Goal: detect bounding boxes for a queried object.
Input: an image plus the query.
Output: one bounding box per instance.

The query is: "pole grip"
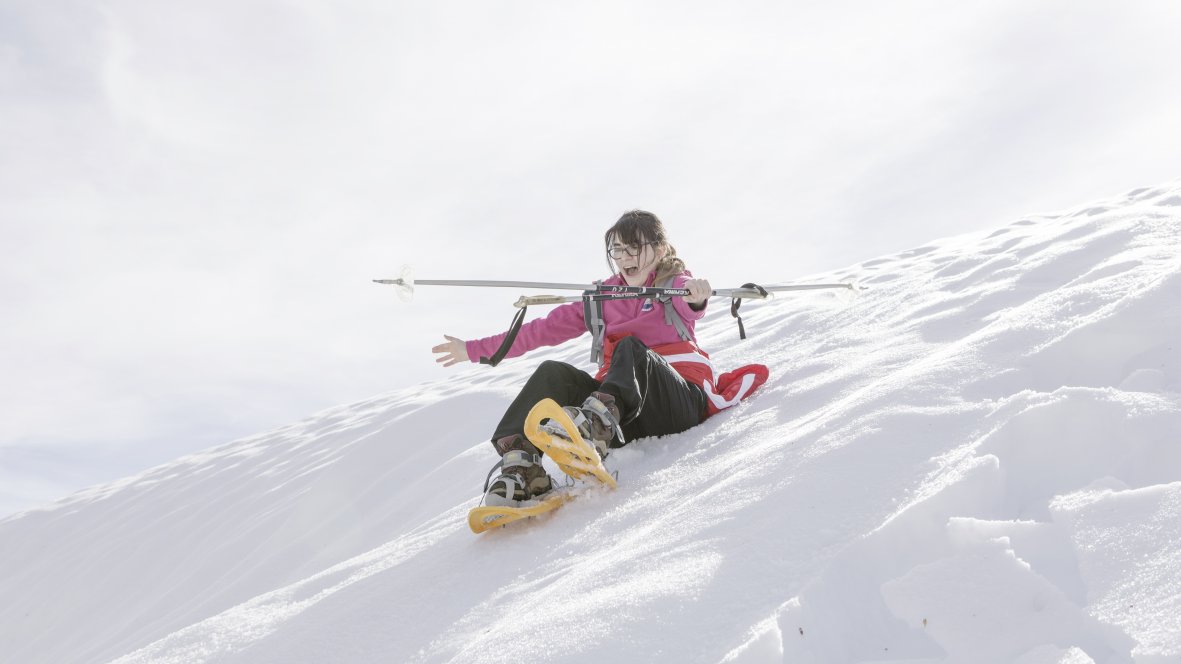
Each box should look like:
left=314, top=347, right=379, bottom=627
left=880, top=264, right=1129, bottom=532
left=514, top=295, right=571, bottom=308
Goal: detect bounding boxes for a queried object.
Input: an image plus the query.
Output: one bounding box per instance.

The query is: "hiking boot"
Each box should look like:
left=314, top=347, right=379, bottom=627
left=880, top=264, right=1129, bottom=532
left=483, top=435, right=553, bottom=507
left=562, top=391, right=625, bottom=458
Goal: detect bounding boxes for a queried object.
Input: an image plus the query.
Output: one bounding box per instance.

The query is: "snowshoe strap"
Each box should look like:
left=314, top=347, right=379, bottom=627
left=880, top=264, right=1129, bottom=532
left=502, top=449, right=541, bottom=469
left=542, top=413, right=582, bottom=440
left=493, top=474, right=523, bottom=502
left=482, top=460, right=502, bottom=493
left=544, top=406, right=619, bottom=457
left=483, top=450, right=542, bottom=492
left=581, top=396, right=625, bottom=445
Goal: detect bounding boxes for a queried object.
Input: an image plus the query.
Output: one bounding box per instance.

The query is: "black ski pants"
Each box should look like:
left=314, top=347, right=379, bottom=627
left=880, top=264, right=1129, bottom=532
left=491, top=336, right=707, bottom=451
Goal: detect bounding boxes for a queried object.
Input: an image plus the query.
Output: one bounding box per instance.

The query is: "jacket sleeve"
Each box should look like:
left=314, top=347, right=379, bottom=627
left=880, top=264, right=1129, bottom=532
left=465, top=301, right=588, bottom=363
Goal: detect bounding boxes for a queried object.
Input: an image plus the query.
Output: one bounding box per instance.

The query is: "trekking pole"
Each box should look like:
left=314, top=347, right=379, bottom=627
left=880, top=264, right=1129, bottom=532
left=374, top=266, right=858, bottom=303
left=374, top=266, right=830, bottom=302
left=510, top=282, right=857, bottom=307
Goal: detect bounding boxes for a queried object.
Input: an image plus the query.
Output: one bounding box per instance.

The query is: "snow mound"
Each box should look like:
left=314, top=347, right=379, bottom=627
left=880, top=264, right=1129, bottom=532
left=2, top=182, right=1180, bottom=664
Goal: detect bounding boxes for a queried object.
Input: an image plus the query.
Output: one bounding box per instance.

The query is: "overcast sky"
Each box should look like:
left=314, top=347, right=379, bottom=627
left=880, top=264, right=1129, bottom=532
left=3, top=0, right=1181, bottom=516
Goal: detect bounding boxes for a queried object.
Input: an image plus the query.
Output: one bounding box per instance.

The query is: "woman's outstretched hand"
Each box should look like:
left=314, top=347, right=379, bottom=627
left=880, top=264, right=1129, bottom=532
left=433, top=335, right=468, bottom=368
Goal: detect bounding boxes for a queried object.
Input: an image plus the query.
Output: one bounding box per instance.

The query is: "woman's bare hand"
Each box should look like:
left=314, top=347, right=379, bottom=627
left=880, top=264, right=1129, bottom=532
left=684, top=278, right=712, bottom=307
left=432, top=335, right=468, bottom=368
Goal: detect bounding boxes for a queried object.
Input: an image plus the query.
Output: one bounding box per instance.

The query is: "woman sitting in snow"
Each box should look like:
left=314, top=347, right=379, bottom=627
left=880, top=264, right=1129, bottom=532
left=432, top=210, right=767, bottom=505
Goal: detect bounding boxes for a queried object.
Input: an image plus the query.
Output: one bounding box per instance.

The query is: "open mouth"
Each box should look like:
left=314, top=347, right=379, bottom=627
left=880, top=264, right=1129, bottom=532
left=622, top=266, right=640, bottom=278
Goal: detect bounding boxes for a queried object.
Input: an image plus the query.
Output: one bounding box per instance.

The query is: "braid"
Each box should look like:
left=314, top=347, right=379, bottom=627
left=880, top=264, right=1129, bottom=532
left=654, top=248, right=686, bottom=285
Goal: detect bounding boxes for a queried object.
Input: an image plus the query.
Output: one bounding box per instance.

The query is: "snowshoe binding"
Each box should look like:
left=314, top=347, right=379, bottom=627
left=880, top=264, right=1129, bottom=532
left=481, top=435, right=553, bottom=508
left=565, top=391, right=624, bottom=458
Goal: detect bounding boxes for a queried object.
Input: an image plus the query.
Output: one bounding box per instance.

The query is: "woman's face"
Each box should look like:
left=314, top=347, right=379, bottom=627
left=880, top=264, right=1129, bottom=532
left=609, top=235, right=665, bottom=286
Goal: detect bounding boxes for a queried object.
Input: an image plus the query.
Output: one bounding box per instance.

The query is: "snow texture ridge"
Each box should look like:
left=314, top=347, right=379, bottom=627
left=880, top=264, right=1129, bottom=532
left=2, top=182, right=1179, bottom=663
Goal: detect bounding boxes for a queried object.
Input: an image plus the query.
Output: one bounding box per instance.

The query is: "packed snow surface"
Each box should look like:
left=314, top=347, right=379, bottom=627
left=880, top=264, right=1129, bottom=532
left=2, top=183, right=1180, bottom=663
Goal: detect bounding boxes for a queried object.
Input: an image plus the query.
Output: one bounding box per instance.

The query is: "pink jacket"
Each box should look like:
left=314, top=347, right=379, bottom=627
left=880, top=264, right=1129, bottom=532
left=465, top=271, right=706, bottom=364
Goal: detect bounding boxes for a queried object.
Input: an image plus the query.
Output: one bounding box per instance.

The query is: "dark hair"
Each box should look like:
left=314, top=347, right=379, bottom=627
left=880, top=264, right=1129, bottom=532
left=603, top=210, right=687, bottom=282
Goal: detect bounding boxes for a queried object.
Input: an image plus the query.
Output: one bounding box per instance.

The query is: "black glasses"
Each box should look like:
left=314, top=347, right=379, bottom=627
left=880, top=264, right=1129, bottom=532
left=607, top=242, right=656, bottom=259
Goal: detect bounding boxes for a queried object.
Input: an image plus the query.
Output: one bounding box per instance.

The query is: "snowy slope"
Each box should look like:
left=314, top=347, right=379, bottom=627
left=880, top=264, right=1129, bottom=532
left=2, top=183, right=1179, bottom=664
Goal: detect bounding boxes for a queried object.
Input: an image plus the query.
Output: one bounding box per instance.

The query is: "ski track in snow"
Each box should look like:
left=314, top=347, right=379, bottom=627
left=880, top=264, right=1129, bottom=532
left=2, top=182, right=1180, bottom=664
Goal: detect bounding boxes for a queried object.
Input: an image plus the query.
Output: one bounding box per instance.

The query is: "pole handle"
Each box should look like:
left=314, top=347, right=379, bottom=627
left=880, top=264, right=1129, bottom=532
left=513, top=295, right=571, bottom=308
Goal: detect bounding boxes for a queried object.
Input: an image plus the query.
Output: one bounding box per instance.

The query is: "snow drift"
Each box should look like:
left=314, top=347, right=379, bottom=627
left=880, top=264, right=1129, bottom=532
left=2, top=182, right=1179, bottom=664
